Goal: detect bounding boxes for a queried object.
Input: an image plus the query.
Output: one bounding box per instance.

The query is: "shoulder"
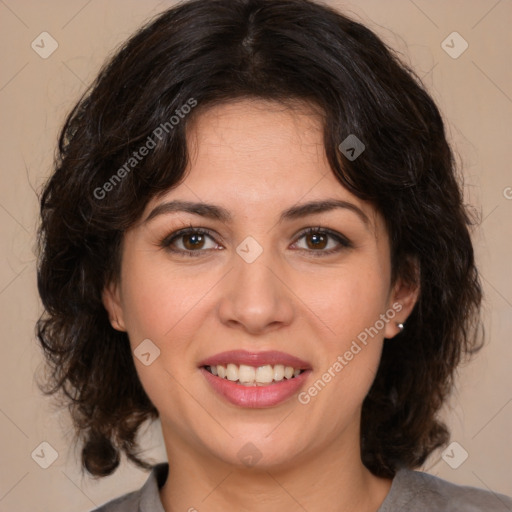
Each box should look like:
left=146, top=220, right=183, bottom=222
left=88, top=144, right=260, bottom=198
left=89, top=490, right=140, bottom=512
left=88, top=463, right=169, bottom=512
left=379, top=469, right=512, bottom=512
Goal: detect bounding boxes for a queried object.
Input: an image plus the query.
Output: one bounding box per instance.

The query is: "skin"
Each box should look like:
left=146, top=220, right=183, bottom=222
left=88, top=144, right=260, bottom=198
left=103, top=99, right=419, bottom=512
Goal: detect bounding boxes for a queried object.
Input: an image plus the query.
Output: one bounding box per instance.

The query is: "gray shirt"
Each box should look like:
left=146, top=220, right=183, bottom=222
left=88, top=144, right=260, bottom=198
left=90, top=463, right=512, bottom=511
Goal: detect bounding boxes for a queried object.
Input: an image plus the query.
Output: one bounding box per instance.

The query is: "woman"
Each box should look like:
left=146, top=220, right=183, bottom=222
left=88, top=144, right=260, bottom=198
left=35, top=0, right=512, bottom=510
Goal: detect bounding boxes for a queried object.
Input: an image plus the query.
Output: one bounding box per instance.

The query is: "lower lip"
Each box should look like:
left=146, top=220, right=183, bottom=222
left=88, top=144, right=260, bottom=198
left=200, top=367, right=310, bottom=408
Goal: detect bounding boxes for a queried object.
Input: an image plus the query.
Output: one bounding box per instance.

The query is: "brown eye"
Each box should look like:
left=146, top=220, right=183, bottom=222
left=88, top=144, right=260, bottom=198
left=292, top=227, right=353, bottom=257
left=160, top=226, right=352, bottom=258
left=182, top=232, right=207, bottom=250
left=160, top=228, right=219, bottom=256
left=304, top=231, right=329, bottom=250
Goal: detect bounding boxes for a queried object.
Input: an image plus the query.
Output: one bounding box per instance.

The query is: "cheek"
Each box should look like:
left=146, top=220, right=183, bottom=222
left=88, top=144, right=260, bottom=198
left=118, top=259, right=204, bottom=419
left=299, top=261, right=389, bottom=411
left=119, top=255, right=210, bottom=340
left=301, top=264, right=390, bottom=343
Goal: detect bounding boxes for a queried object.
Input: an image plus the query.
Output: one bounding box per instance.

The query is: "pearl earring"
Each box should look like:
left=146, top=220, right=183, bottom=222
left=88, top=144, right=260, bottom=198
left=397, top=322, right=404, bottom=332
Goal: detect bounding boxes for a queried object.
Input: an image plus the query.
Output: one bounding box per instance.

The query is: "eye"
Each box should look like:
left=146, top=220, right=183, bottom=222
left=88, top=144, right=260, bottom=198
left=159, top=225, right=353, bottom=258
left=159, top=227, right=220, bottom=257
left=291, top=227, right=353, bottom=257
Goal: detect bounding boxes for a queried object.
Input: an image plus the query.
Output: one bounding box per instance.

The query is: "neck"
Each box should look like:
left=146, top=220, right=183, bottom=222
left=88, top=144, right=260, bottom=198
left=158, top=426, right=392, bottom=512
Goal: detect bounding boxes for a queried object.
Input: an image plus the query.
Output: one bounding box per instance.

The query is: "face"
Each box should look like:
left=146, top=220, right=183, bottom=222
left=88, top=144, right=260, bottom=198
left=103, top=99, right=417, bottom=471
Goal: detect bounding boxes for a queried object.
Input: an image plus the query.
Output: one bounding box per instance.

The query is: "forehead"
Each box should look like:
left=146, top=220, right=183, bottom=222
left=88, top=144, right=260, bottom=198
left=143, top=98, right=381, bottom=233
left=185, top=98, right=325, bottom=169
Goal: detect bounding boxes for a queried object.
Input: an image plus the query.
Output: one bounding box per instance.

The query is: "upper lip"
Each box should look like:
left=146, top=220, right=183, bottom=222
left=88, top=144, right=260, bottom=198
left=198, top=350, right=312, bottom=370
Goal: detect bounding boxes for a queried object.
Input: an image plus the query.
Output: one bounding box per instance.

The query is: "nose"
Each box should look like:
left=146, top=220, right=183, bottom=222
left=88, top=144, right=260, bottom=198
left=217, top=245, right=295, bottom=335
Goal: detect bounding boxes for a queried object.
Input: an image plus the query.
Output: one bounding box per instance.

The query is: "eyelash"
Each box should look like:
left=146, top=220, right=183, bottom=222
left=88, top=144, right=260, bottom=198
left=158, top=225, right=353, bottom=258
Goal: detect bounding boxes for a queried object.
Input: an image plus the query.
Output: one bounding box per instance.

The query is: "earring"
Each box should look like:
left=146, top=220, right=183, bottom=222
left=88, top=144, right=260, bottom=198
left=397, top=322, right=404, bottom=332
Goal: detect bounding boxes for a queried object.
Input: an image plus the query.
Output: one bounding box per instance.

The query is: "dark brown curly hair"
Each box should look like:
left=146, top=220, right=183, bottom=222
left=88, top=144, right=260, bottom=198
left=35, top=0, right=483, bottom=479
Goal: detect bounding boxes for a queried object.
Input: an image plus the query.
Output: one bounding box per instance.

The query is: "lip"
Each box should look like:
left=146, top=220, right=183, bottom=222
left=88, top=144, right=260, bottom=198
left=198, top=350, right=312, bottom=369
left=198, top=350, right=312, bottom=408
left=200, top=367, right=311, bottom=408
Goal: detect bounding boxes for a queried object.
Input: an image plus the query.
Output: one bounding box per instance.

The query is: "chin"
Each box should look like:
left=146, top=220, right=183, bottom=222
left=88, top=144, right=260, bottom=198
left=202, top=425, right=309, bottom=471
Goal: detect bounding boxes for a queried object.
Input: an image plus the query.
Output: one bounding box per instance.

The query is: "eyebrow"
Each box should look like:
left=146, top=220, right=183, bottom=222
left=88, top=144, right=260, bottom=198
left=144, top=198, right=370, bottom=227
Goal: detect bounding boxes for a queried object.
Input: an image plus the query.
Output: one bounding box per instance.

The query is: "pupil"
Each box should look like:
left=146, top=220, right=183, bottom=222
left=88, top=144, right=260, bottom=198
left=309, top=233, right=326, bottom=249
left=185, top=234, right=203, bottom=250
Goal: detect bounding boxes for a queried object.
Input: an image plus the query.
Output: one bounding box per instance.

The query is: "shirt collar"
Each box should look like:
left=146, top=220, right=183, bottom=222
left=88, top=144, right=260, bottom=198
left=138, top=463, right=169, bottom=512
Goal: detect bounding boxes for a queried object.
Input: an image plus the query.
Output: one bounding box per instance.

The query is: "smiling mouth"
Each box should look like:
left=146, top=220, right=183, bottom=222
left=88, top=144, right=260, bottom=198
left=203, top=363, right=306, bottom=386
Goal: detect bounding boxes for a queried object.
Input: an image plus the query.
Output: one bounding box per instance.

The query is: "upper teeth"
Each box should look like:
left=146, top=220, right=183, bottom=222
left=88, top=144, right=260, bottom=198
left=208, top=364, right=302, bottom=385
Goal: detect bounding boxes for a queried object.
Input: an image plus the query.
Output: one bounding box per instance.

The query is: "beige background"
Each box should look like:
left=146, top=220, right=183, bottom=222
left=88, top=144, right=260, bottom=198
left=0, top=0, right=511, bottom=510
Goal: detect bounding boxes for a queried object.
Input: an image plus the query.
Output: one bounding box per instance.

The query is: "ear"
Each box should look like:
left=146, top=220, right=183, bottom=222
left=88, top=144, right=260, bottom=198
left=102, top=280, right=126, bottom=332
left=384, top=260, right=420, bottom=339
